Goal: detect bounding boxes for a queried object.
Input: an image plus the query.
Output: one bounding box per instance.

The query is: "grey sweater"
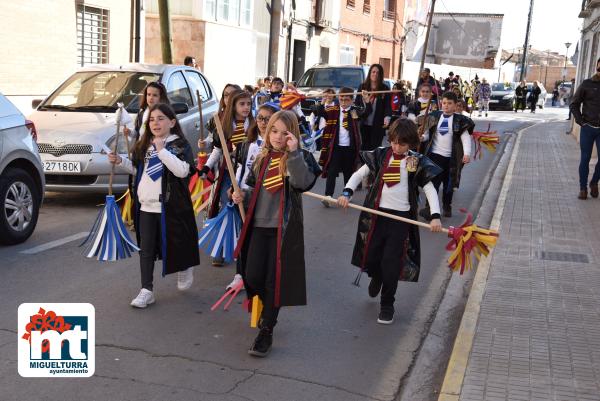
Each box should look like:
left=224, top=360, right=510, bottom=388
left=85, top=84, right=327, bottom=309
left=252, top=150, right=314, bottom=228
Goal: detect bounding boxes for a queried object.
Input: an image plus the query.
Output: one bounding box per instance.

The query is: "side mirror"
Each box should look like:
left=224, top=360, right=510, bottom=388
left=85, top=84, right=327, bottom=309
left=32, top=99, right=43, bottom=109
left=172, top=102, right=189, bottom=115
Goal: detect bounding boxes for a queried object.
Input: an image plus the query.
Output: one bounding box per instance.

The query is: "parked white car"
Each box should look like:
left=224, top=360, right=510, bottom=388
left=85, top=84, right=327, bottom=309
left=29, top=64, right=218, bottom=193
left=0, top=93, right=45, bottom=244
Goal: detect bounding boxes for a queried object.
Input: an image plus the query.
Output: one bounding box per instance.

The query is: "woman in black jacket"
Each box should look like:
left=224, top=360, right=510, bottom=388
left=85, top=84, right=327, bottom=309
left=355, top=64, right=392, bottom=150
left=529, top=81, right=542, bottom=113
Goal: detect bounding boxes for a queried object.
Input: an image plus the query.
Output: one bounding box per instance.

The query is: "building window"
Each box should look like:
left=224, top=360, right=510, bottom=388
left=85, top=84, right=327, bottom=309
left=581, top=39, right=590, bottom=83
left=589, top=33, right=599, bottom=79
left=320, top=46, right=329, bottom=64
left=383, top=0, right=395, bottom=20
left=76, top=3, right=109, bottom=66
left=340, top=45, right=355, bottom=65
left=346, top=0, right=355, bottom=8
left=206, top=0, right=251, bottom=25
left=363, top=0, right=371, bottom=14
left=360, top=48, right=367, bottom=64
left=204, top=0, right=216, bottom=19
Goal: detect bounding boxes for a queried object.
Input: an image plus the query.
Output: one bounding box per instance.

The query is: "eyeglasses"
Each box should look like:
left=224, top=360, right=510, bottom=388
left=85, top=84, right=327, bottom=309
left=256, top=116, right=270, bottom=123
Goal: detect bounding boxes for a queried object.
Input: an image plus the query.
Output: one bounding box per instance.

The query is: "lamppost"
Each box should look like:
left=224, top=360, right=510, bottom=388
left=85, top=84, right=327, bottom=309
left=564, top=42, right=572, bottom=81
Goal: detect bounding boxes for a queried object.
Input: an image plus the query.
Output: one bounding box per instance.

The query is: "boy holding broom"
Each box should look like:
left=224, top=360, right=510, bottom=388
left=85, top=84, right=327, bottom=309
left=337, top=119, right=442, bottom=324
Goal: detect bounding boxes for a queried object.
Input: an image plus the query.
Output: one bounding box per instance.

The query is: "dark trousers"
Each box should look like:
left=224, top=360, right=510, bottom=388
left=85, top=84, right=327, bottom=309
left=428, top=152, right=453, bottom=207
left=361, top=124, right=385, bottom=151
left=244, top=227, right=280, bottom=329
left=514, top=97, right=526, bottom=111
left=529, top=98, right=538, bottom=112
left=325, top=146, right=355, bottom=196
left=139, top=211, right=161, bottom=291
left=579, top=124, right=600, bottom=190
left=365, top=208, right=410, bottom=307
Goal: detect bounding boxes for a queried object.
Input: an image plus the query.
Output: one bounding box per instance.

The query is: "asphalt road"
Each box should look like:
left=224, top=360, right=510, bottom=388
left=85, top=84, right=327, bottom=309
left=0, top=107, right=568, bottom=401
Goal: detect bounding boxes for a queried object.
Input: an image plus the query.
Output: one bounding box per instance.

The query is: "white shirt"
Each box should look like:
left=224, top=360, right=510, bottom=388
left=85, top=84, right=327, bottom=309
left=345, top=155, right=441, bottom=215
left=429, top=114, right=471, bottom=158
left=119, top=135, right=190, bottom=213
left=235, top=136, right=263, bottom=190
left=338, top=108, right=351, bottom=146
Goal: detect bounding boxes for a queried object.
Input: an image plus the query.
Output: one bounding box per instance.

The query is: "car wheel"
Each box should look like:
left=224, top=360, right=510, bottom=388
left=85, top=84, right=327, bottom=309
left=0, top=168, right=41, bottom=245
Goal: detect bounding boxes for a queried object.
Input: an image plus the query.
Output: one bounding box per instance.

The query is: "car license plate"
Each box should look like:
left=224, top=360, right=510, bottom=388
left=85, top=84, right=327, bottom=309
left=43, top=161, right=81, bottom=173
left=489, top=100, right=499, bottom=103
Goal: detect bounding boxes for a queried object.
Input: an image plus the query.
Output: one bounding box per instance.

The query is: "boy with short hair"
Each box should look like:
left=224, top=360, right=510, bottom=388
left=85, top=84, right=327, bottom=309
left=419, top=91, right=474, bottom=218
left=338, top=119, right=442, bottom=324
left=318, top=87, right=361, bottom=204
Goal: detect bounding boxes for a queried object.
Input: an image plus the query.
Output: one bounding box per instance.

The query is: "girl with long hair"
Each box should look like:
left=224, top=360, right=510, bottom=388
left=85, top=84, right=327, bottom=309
left=355, top=64, right=393, bottom=150
left=108, top=103, right=199, bottom=307
left=231, top=110, right=321, bottom=357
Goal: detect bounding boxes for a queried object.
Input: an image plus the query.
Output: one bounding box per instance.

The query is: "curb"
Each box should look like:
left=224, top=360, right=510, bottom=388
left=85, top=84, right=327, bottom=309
left=437, top=123, right=533, bottom=401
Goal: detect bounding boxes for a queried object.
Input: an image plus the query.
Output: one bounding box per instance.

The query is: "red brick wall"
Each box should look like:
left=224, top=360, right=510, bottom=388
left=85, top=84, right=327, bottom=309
left=339, top=0, right=404, bottom=78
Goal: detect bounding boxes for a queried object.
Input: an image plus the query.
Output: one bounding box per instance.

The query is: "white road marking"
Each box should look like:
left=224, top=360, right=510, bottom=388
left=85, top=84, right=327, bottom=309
left=20, top=232, right=90, bottom=254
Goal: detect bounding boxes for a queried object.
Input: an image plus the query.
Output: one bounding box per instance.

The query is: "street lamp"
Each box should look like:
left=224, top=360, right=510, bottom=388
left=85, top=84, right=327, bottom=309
left=564, top=42, right=572, bottom=81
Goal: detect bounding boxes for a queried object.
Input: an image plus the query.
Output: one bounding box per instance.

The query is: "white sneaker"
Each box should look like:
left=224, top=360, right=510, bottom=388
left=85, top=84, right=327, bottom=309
left=226, top=274, right=244, bottom=291
left=177, top=267, right=194, bottom=291
left=130, top=289, right=155, bottom=308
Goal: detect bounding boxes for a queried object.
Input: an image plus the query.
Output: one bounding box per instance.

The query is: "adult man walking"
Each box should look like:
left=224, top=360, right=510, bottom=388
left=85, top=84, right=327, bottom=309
left=570, top=57, right=600, bottom=200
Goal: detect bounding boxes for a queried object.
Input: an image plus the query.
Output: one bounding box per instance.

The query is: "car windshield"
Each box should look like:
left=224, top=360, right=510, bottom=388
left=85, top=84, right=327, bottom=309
left=492, top=83, right=512, bottom=91
left=41, top=71, right=160, bottom=113
left=297, top=68, right=363, bottom=89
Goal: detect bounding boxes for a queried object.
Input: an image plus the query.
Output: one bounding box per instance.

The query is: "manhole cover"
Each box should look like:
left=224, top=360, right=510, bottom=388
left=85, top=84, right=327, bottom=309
left=539, top=251, right=590, bottom=264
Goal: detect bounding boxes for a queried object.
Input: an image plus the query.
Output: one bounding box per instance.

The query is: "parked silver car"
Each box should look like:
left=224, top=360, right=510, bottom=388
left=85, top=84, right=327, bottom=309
left=0, top=93, right=45, bottom=244
left=29, top=64, right=218, bottom=192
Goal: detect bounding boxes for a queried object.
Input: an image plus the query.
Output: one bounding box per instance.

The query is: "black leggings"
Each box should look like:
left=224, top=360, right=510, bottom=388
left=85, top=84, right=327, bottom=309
left=365, top=208, right=410, bottom=307
left=244, top=227, right=280, bottom=329
left=139, top=211, right=161, bottom=291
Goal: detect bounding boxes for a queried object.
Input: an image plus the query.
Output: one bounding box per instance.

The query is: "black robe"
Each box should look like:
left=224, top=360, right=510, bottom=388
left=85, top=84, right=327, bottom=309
left=350, top=147, right=442, bottom=282
left=421, top=111, right=475, bottom=189
left=318, top=105, right=361, bottom=178
left=234, top=149, right=321, bottom=307
left=132, top=137, right=200, bottom=276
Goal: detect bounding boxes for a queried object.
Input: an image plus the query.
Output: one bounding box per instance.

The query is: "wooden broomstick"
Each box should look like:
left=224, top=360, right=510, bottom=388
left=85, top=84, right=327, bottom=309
left=107, top=104, right=124, bottom=196
left=304, top=192, right=499, bottom=274
left=417, top=96, right=434, bottom=143
left=280, top=89, right=401, bottom=110
left=213, top=115, right=246, bottom=221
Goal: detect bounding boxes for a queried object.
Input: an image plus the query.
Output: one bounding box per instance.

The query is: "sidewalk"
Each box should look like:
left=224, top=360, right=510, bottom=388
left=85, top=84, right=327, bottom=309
left=441, top=120, right=600, bottom=401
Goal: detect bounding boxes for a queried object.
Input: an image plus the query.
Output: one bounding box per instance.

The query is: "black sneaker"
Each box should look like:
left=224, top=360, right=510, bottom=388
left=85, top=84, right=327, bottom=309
left=443, top=205, right=452, bottom=218
left=377, top=306, right=394, bottom=325
left=248, top=328, right=272, bottom=357
left=212, top=256, right=224, bottom=267
left=368, top=276, right=382, bottom=298
left=419, top=207, right=432, bottom=221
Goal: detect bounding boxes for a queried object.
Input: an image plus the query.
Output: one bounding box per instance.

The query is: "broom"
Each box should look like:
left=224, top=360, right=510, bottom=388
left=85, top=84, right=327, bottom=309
left=81, top=103, right=139, bottom=261
left=280, top=89, right=402, bottom=110
left=197, top=113, right=246, bottom=263
left=472, top=123, right=500, bottom=159
left=188, top=90, right=212, bottom=215
left=304, top=192, right=499, bottom=275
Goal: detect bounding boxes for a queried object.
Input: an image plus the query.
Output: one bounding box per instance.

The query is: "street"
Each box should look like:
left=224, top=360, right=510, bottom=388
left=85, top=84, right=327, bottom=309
left=0, top=107, right=569, bottom=401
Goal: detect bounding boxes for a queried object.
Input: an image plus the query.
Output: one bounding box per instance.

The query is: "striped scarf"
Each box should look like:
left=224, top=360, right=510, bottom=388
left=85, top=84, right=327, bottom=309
left=230, top=119, right=246, bottom=145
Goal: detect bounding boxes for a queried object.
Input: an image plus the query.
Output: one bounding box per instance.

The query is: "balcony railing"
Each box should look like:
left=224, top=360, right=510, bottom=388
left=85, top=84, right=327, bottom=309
left=383, top=9, right=395, bottom=20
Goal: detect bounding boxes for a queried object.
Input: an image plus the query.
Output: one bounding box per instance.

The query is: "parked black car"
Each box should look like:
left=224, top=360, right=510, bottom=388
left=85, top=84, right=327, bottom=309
left=489, top=82, right=516, bottom=111
left=295, top=64, right=370, bottom=115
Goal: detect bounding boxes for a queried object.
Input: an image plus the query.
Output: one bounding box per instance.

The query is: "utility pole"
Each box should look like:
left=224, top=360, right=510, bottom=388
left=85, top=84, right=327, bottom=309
left=544, top=49, right=550, bottom=88
left=268, top=0, right=283, bottom=76
left=158, top=0, right=173, bottom=64
left=419, top=0, right=436, bottom=74
left=519, top=0, right=534, bottom=81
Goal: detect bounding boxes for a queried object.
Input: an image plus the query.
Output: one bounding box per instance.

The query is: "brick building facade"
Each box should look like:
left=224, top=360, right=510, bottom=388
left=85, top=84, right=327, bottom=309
left=339, top=0, right=404, bottom=79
